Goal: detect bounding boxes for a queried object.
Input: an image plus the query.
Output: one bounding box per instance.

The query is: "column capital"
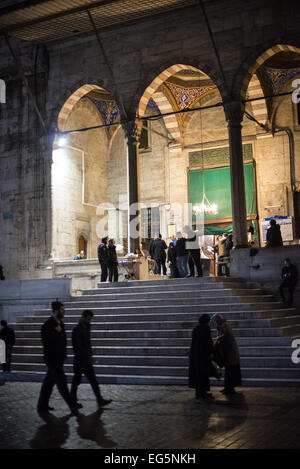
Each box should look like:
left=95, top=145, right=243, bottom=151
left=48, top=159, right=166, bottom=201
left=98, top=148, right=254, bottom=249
left=122, top=118, right=142, bottom=145
left=223, top=101, right=245, bottom=125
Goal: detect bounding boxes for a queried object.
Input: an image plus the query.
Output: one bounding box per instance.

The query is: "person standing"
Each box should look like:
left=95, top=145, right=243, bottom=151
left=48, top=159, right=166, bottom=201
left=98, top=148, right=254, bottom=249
left=97, top=236, right=109, bottom=282
left=211, top=314, right=242, bottom=395
left=279, top=258, right=298, bottom=307
left=150, top=234, right=168, bottom=276
left=184, top=226, right=203, bottom=277
left=266, top=219, right=283, bottom=247
left=0, top=320, right=15, bottom=372
left=167, top=242, right=179, bottom=278
left=175, top=232, right=188, bottom=278
left=37, top=301, right=77, bottom=413
left=108, top=239, right=119, bottom=282
left=70, top=310, right=112, bottom=409
left=189, top=314, right=214, bottom=400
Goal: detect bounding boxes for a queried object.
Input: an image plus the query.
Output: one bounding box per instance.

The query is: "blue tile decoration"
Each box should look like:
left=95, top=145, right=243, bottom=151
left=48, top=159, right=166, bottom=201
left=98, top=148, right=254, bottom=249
left=261, top=67, right=300, bottom=94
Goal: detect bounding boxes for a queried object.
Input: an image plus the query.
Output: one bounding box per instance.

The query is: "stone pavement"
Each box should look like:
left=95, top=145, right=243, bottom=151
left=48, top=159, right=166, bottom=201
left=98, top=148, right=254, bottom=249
left=0, top=380, right=300, bottom=449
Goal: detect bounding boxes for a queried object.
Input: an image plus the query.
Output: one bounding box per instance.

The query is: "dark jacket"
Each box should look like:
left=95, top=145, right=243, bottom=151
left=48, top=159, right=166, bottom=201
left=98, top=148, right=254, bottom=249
left=175, top=237, right=188, bottom=257
left=281, top=264, right=298, bottom=286
left=266, top=224, right=283, bottom=247
left=0, top=326, right=15, bottom=347
left=41, top=316, right=67, bottom=366
left=150, top=239, right=167, bottom=260
left=108, top=245, right=118, bottom=267
left=98, top=242, right=109, bottom=265
left=167, top=246, right=177, bottom=265
left=72, top=321, right=93, bottom=363
left=189, top=322, right=214, bottom=389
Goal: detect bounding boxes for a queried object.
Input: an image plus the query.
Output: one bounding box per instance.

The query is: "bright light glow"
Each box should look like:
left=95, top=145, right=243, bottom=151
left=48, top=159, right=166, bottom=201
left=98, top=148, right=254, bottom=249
left=57, top=136, right=67, bottom=147
left=164, top=204, right=171, bottom=211
left=193, top=202, right=218, bottom=215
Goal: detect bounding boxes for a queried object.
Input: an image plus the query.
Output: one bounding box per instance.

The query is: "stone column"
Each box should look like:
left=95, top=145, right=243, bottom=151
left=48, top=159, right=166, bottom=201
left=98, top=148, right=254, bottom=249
left=124, top=121, right=142, bottom=253
left=224, top=101, right=248, bottom=248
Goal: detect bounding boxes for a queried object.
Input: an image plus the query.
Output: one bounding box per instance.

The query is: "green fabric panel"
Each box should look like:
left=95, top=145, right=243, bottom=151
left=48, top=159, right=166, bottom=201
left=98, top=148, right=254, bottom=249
left=204, top=224, right=232, bottom=235
left=189, top=163, right=256, bottom=233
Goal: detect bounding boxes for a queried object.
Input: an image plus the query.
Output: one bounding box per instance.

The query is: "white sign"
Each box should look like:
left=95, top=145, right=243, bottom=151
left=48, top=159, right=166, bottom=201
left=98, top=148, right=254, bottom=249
left=0, top=339, right=5, bottom=364
left=261, top=216, right=293, bottom=243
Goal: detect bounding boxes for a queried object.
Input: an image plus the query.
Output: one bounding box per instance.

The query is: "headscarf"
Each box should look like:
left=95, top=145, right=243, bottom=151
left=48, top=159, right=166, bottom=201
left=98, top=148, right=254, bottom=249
left=210, top=314, right=226, bottom=328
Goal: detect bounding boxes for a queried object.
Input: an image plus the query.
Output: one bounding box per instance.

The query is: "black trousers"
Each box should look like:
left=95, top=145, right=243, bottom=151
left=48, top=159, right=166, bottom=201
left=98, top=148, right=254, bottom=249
left=71, top=361, right=102, bottom=404
left=38, top=363, right=74, bottom=410
left=188, top=251, right=203, bottom=277
left=2, top=345, right=12, bottom=372
left=99, top=261, right=108, bottom=282
left=279, top=281, right=296, bottom=307
left=155, top=258, right=167, bottom=276
left=169, top=263, right=179, bottom=278
left=108, top=265, right=119, bottom=282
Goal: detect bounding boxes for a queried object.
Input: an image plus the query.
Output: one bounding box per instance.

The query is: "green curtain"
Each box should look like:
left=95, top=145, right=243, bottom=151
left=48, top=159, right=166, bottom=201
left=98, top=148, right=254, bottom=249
left=189, top=163, right=256, bottom=235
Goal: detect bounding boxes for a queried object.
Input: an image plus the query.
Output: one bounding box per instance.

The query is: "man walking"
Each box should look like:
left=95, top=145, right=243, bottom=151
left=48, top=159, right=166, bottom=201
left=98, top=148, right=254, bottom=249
left=279, top=258, right=298, bottom=307
left=0, top=320, right=15, bottom=372
left=98, top=236, right=109, bottom=282
left=70, top=310, right=112, bottom=409
left=37, top=301, right=76, bottom=413
left=149, top=234, right=168, bottom=275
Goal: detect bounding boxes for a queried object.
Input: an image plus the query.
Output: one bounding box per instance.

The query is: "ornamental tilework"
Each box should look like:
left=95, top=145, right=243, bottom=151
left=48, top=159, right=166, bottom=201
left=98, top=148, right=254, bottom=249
left=87, top=97, right=120, bottom=131
left=162, top=82, right=217, bottom=122
left=146, top=98, right=161, bottom=114
left=261, top=67, right=300, bottom=94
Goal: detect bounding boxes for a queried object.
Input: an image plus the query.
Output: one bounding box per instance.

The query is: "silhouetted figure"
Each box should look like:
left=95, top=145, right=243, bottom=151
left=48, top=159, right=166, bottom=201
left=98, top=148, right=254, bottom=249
left=189, top=314, right=214, bottom=400
left=211, top=314, right=242, bottom=395
left=108, top=239, right=119, bottom=282
left=279, top=258, right=298, bottom=307
left=167, top=242, right=179, bottom=278
left=266, top=219, right=283, bottom=247
left=37, top=301, right=76, bottom=413
left=175, top=231, right=188, bottom=278
left=71, top=310, right=112, bottom=409
left=184, top=226, right=203, bottom=277
left=98, top=236, right=109, bottom=282
left=149, top=234, right=167, bottom=275
left=0, top=265, right=5, bottom=280
left=0, top=320, right=15, bottom=372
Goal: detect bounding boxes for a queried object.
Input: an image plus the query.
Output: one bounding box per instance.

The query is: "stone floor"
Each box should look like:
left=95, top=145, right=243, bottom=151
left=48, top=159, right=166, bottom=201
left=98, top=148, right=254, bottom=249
left=0, top=379, right=300, bottom=449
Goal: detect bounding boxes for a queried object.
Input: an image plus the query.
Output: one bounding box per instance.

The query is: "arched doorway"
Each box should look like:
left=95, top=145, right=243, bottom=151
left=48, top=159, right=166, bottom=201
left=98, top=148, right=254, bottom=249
left=52, top=84, right=127, bottom=261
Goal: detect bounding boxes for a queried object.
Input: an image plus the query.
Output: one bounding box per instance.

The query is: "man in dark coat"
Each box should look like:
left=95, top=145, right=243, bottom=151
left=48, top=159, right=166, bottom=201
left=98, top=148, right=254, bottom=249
left=0, top=320, right=15, bottom=372
left=266, top=219, right=283, bottom=247
left=175, top=232, right=188, bottom=278
left=37, top=301, right=76, bottom=413
left=70, top=310, right=112, bottom=409
left=189, top=314, right=214, bottom=400
left=108, top=239, right=119, bottom=282
left=184, top=226, right=203, bottom=277
left=167, top=242, right=179, bottom=278
left=279, top=258, right=298, bottom=307
left=97, top=236, right=109, bottom=282
left=149, top=234, right=168, bottom=275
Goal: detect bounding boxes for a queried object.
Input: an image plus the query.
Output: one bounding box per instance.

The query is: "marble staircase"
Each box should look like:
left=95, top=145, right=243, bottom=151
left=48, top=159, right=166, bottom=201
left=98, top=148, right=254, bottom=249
left=10, top=277, right=300, bottom=386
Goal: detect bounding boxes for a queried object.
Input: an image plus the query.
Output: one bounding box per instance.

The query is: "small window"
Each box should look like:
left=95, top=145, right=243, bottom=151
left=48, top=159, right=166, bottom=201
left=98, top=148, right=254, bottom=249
left=78, top=235, right=87, bottom=259
left=140, top=121, right=150, bottom=150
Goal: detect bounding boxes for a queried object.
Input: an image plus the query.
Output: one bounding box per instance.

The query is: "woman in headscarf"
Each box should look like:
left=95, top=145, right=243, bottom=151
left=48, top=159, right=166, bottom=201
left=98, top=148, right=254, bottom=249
left=211, top=314, right=242, bottom=395
left=189, top=314, right=214, bottom=400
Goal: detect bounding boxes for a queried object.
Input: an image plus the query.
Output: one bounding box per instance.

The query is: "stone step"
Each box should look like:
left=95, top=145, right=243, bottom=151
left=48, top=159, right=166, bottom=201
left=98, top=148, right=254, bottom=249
left=83, top=282, right=252, bottom=295
left=29, top=304, right=286, bottom=319
left=12, top=322, right=286, bottom=336
left=65, top=295, right=275, bottom=308
left=11, top=362, right=300, bottom=379
left=12, top=345, right=294, bottom=358
left=95, top=277, right=244, bottom=288
left=79, top=288, right=265, bottom=300
left=15, top=334, right=292, bottom=346
left=4, top=372, right=300, bottom=387
left=16, top=314, right=299, bottom=329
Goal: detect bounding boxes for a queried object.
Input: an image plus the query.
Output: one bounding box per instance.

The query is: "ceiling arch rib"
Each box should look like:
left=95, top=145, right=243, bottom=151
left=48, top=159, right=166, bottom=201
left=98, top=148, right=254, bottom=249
left=151, top=91, right=181, bottom=141
left=247, top=74, right=268, bottom=126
